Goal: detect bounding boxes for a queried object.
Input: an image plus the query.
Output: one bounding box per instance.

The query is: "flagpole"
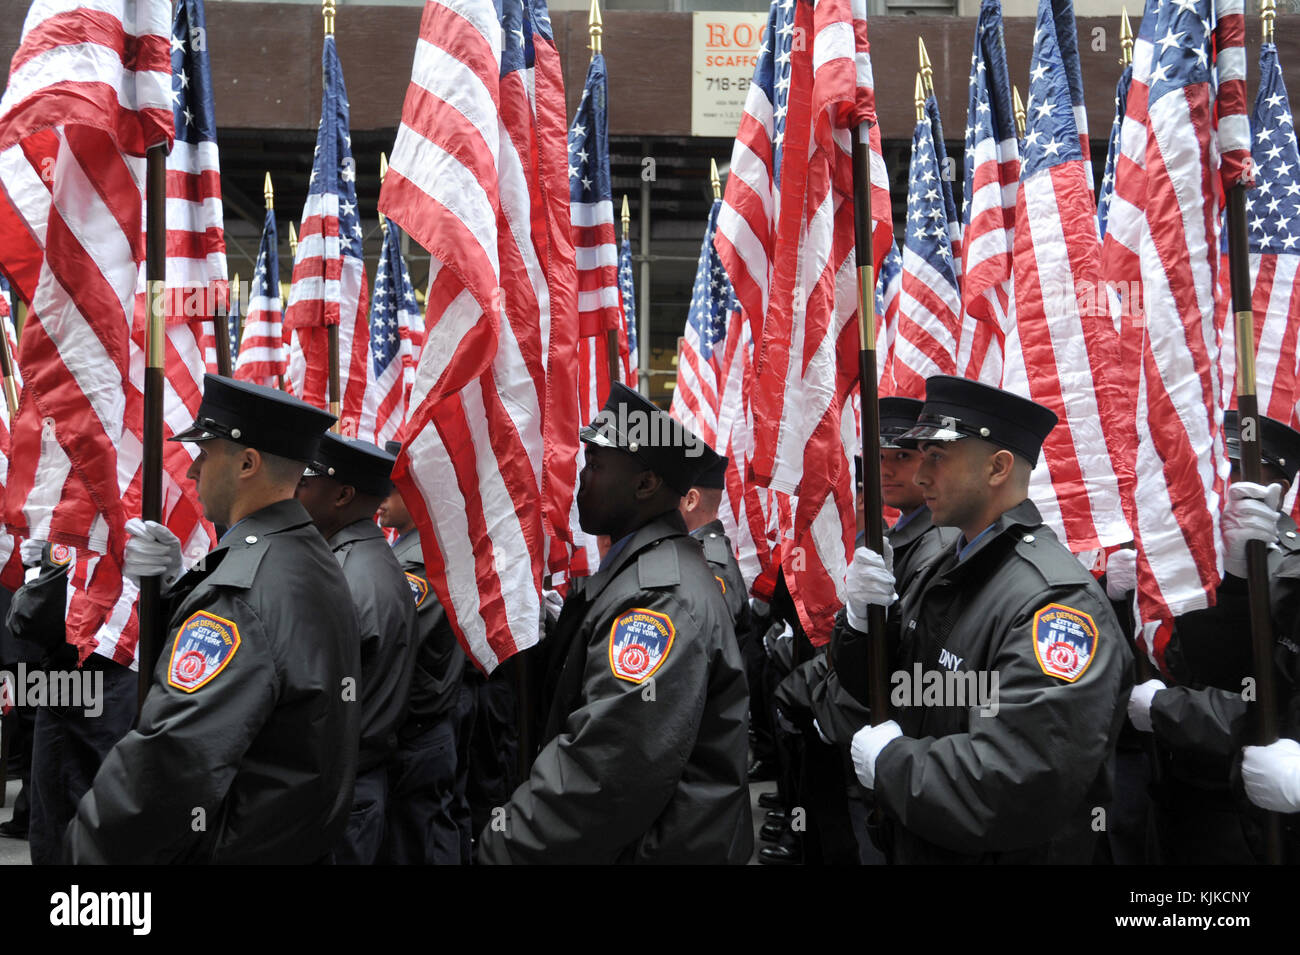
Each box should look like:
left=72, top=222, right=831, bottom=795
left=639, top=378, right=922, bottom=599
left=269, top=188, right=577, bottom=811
left=139, top=142, right=168, bottom=714
left=0, top=309, right=18, bottom=417
left=850, top=122, right=889, bottom=725
left=282, top=220, right=296, bottom=392
left=1012, top=85, right=1026, bottom=142
left=323, top=0, right=342, bottom=432
left=1223, top=0, right=1284, bottom=866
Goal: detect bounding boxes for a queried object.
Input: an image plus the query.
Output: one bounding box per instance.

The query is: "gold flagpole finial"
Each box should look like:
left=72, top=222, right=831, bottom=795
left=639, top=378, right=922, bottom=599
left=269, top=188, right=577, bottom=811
left=379, top=153, right=389, bottom=233
left=1120, top=7, right=1133, bottom=66
left=589, top=0, right=602, bottom=57
left=915, top=74, right=926, bottom=124
left=709, top=158, right=721, bottom=201
left=621, top=194, right=631, bottom=235
left=231, top=271, right=240, bottom=311
left=323, top=0, right=335, bottom=36
left=289, top=221, right=299, bottom=258
left=1264, top=0, right=1276, bottom=43
left=264, top=172, right=274, bottom=211
left=918, top=36, right=934, bottom=96
left=1013, top=85, right=1026, bottom=141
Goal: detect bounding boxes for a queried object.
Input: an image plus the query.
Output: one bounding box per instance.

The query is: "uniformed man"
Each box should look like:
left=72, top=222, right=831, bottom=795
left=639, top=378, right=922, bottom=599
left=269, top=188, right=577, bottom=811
left=1124, top=410, right=1300, bottom=862
left=762, top=397, right=957, bottom=865
left=7, top=541, right=137, bottom=863
left=840, top=375, right=1130, bottom=863
left=477, top=383, right=753, bottom=863
left=296, top=434, right=418, bottom=865
left=65, top=375, right=360, bottom=864
left=678, top=452, right=751, bottom=651
left=376, top=470, right=472, bottom=865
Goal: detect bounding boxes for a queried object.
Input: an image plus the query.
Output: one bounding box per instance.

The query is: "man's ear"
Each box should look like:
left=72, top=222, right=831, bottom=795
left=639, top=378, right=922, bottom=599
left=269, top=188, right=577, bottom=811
left=239, top=446, right=262, bottom=478
left=335, top=483, right=357, bottom=509
left=683, top=488, right=700, bottom=512
left=633, top=469, right=664, bottom=502
left=987, top=448, right=1017, bottom=488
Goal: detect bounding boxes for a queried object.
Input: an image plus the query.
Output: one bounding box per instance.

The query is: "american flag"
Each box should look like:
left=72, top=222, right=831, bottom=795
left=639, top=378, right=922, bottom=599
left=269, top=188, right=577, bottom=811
left=379, top=0, right=578, bottom=671
left=1100, top=0, right=1252, bottom=667
left=1097, top=62, right=1134, bottom=240
left=1002, top=0, right=1130, bottom=556
left=874, top=239, right=902, bottom=396
left=233, top=207, right=285, bottom=387
left=168, top=0, right=228, bottom=374
left=569, top=49, right=621, bottom=581
left=748, top=0, right=892, bottom=646
left=358, top=222, right=422, bottom=446
left=0, top=0, right=213, bottom=666
left=1219, top=42, right=1300, bottom=426
left=569, top=53, right=622, bottom=342
left=955, top=0, right=1019, bottom=387
left=285, top=33, right=370, bottom=439
left=714, top=0, right=795, bottom=337
left=617, top=229, right=637, bottom=387
left=894, top=93, right=962, bottom=400
left=0, top=275, right=22, bottom=593
left=671, top=197, right=740, bottom=448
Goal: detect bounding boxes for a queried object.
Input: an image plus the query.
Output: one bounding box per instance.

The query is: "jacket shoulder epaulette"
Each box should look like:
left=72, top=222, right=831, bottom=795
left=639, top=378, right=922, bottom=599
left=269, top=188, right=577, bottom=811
left=637, top=541, right=681, bottom=589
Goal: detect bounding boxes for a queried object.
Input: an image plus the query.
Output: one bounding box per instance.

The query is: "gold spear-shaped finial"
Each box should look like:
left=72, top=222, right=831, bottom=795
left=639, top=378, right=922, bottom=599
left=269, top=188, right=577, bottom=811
left=1013, top=84, right=1026, bottom=140
left=379, top=152, right=389, bottom=232
left=915, top=73, right=926, bottom=124
left=621, top=194, right=630, bottom=236
left=589, top=0, right=603, bottom=57
left=231, top=271, right=240, bottom=314
left=918, top=36, right=934, bottom=96
left=709, top=158, right=721, bottom=201
left=1264, top=0, right=1276, bottom=43
left=1120, top=7, right=1133, bottom=66
left=289, top=221, right=298, bottom=258
left=323, top=0, right=335, bottom=36
left=264, top=172, right=274, bottom=211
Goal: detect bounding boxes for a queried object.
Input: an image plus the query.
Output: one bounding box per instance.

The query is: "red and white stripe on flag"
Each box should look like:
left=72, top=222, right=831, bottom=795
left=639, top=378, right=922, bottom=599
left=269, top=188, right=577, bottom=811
left=0, top=0, right=214, bottom=663
left=1099, top=0, right=1253, bottom=666
left=1002, top=0, right=1131, bottom=555
left=749, top=0, right=893, bottom=646
left=379, top=0, right=578, bottom=671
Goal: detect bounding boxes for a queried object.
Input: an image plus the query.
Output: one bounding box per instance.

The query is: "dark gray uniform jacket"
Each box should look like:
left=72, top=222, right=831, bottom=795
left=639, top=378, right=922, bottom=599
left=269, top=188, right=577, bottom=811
left=477, top=510, right=753, bottom=864
left=1148, top=512, right=1300, bottom=859
left=694, top=518, right=750, bottom=644
left=329, top=518, right=418, bottom=772
left=65, top=499, right=362, bottom=864
left=835, top=499, right=1130, bottom=863
left=392, top=529, right=465, bottom=723
left=6, top=544, right=74, bottom=665
left=797, top=507, right=957, bottom=742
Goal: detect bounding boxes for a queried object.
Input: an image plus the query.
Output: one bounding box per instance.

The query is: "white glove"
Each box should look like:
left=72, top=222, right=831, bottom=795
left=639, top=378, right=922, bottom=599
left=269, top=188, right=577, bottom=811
left=844, top=541, right=896, bottom=632
left=1127, top=678, right=1165, bottom=733
left=850, top=719, right=902, bottom=790
left=1222, top=481, right=1282, bottom=578
left=541, top=587, right=564, bottom=620
left=1242, top=737, right=1300, bottom=813
left=1104, top=548, right=1137, bottom=600
left=19, top=538, right=46, bottom=568
left=813, top=718, right=831, bottom=745
left=122, top=517, right=184, bottom=586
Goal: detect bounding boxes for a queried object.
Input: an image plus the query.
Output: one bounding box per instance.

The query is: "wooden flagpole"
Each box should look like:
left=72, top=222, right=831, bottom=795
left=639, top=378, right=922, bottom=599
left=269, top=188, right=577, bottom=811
left=324, top=0, right=342, bottom=433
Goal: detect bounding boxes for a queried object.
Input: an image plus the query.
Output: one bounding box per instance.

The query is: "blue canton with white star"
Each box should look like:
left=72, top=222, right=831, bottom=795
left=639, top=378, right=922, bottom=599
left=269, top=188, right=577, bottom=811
left=1246, top=44, right=1300, bottom=255
left=619, top=235, right=637, bottom=356
left=307, top=35, right=362, bottom=259
left=1139, top=0, right=1214, bottom=108
left=906, top=113, right=959, bottom=281
left=689, top=200, right=738, bottom=362
left=1022, top=0, right=1087, bottom=177
left=170, top=0, right=217, bottom=146
left=963, top=0, right=1018, bottom=217
left=749, top=0, right=796, bottom=191
left=370, top=223, right=417, bottom=377
left=1098, top=63, right=1133, bottom=239
left=569, top=53, right=611, bottom=206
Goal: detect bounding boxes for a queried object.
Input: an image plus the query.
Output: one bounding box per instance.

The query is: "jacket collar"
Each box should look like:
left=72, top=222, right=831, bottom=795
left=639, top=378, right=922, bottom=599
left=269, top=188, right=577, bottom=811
left=225, top=497, right=316, bottom=542
left=328, top=517, right=385, bottom=551
left=392, top=528, right=422, bottom=559
left=888, top=506, right=933, bottom=550
left=581, top=509, right=688, bottom=605
left=692, top=518, right=726, bottom=539
left=941, top=498, right=1044, bottom=571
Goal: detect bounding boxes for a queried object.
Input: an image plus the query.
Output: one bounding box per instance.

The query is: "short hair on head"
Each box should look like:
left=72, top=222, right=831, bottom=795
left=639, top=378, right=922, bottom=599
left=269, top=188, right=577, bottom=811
left=257, top=448, right=307, bottom=487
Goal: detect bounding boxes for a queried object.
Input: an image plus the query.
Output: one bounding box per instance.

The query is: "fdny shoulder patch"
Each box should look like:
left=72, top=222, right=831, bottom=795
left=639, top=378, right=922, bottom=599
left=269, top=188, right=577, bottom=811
left=608, top=608, right=675, bottom=684
left=405, top=572, right=429, bottom=607
left=167, top=611, right=242, bottom=693
left=715, top=575, right=726, bottom=595
left=50, top=544, right=73, bottom=567
left=1032, top=603, right=1099, bottom=683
